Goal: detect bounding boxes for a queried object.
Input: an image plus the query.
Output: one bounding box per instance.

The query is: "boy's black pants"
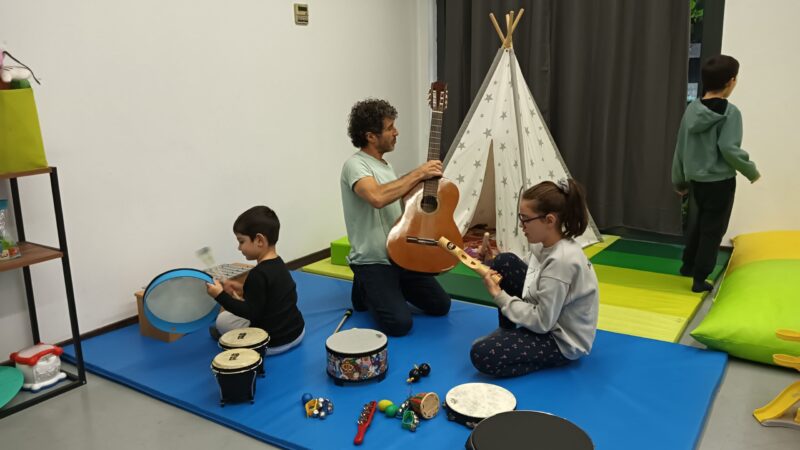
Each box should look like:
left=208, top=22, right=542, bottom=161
left=682, top=177, right=736, bottom=283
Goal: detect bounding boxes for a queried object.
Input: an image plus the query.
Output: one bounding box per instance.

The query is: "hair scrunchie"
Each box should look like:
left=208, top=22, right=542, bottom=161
left=556, top=178, right=570, bottom=194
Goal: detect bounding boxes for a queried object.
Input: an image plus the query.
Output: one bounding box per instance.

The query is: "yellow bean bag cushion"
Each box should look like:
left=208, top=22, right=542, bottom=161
left=726, top=230, right=800, bottom=274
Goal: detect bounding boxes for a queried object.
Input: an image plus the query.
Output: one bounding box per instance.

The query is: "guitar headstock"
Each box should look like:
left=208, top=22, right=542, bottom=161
left=428, top=81, right=448, bottom=112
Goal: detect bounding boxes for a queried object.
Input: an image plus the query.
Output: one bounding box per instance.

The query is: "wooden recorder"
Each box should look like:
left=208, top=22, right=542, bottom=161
left=437, top=237, right=502, bottom=284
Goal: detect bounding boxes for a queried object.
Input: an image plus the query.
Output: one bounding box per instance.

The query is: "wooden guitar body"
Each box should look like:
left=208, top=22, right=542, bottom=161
left=386, top=178, right=464, bottom=273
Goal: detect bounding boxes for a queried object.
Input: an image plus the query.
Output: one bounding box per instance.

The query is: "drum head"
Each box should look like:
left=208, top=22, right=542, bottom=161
left=325, top=328, right=387, bottom=356
left=143, top=268, right=220, bottom=334
left=0, top=366, right=24, bottom=408
left=445, top=383, right=516, bottom=420
left=219, top=327, right=270, bottom=348
left=212, top=349, right=261, bottom=371
left=468, top=411, right=593, bottom=450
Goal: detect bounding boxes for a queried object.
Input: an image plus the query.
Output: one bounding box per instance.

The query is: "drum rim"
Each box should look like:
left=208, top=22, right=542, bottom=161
left=325, top=328, right=388, bottom=357
left=468, top=410, right=594, bottom=448
left=211, top=349, right=262, bottom=372
left=219, top=340, right=270, bottom=351
left=219, top=328, right=271, bottom=349
left=143, top=268, right=219, bottom=332
left=325, top=343, right=388, bottom=359
left=143, top=267, right=212, bottom=299
left=210, top=360, right=262, bottom=375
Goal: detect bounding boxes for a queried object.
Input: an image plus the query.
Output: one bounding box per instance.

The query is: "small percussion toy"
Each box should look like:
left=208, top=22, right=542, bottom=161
left=409, top=392, right=440, bottom=419
left=437, top=237, right=515, bottom=329
left=406, top=362, right=431, bottom=383
left=401, top=409, right=420, bottom=432
left=210, top=348, right=261, bottom=406
left=9, top=344, right=67, bottom=392
left=437, top=236, right=502, bottom=283
left=326, top=310, right=388, bottom=385
left=354, top=401, right=377, bottom=445
left=302, top=394, right=334, bottom=420
left=218, top=327, right=270, bottom=377
left=466, top=410, right=594, bottom=450
left=443, top=382, right=517, bottom=429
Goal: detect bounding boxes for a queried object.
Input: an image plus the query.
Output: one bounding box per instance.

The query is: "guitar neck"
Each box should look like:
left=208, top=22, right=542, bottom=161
left=423, top=110, right=443, bottom=197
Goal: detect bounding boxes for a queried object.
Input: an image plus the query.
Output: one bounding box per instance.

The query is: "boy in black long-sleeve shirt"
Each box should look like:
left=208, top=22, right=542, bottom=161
left=206, top=206, right=305, bottom=354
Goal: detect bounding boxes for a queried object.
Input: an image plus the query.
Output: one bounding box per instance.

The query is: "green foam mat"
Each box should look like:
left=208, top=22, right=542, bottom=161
left=303, top=239, right=707, bottom=342
left=591, top=239, right=731, bottom=280
left=301, top=257, right=353, bottom=281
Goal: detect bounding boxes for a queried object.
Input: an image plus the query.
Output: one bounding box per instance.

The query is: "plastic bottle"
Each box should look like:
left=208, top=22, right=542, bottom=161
left=0, top=199, right=21, bottom=260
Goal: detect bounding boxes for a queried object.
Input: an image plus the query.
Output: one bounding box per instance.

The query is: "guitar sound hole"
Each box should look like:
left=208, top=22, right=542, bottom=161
left=421, top=196, right=438, bottom=213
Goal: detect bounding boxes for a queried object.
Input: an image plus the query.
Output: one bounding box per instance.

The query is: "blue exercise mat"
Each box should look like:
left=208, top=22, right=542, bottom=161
left=63, top=271, right=726, bottom=450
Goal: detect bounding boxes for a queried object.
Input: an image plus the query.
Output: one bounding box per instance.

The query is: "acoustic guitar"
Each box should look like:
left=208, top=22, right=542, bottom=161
left=386, top=81, right=464, bottom=273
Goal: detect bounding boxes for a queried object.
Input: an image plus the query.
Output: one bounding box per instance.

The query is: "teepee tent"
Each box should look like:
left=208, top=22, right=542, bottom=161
left=442, top=9, right=601, bottom=258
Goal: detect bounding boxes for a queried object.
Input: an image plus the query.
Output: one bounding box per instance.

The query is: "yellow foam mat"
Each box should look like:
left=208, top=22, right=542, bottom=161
left=728, top=230, right=800, bottom=274
left=301, top=257, right=353, bottom=281
left=598, top=303, right=690, bottom=343
left=593, top=265, right=704, bottom=342
left=594, top=264, right=701, bottom=297
left=598, top=282, right=701, bottom=319
left=583, top=234, right=620, bottom=258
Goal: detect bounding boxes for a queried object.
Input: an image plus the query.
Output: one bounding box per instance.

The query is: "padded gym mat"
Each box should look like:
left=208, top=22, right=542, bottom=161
left=63, top=271, right=726, bottom=450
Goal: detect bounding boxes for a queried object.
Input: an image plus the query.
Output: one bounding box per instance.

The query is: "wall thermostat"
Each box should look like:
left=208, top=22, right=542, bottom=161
left=294, top=4, right=309, bottom=26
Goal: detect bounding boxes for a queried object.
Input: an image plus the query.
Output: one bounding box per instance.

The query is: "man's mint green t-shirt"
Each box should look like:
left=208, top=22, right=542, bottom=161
left=340, top=151, right=403, bottom=265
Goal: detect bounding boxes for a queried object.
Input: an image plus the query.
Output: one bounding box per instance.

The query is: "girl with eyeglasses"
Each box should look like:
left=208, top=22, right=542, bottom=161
left=470, top=178, right=599, bottom=377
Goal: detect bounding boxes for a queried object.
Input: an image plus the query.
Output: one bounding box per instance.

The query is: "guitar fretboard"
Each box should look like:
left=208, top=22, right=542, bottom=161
left=423, top=110, right=443, bottom=199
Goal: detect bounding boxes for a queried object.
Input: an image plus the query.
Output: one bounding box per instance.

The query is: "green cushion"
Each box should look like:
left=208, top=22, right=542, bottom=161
left=691, top=259, right=800, bottom=365
left=330, top=236, right=350, bottom=266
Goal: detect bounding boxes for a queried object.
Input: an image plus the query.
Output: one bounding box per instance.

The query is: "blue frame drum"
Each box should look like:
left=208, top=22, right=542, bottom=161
left=143, top=268, right=220, bottom=334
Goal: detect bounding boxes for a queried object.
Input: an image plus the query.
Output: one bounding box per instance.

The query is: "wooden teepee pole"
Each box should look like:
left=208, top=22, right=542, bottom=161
left=489, top=8, right=525, bottom=49
left=489, top=13, right=506, bottom=44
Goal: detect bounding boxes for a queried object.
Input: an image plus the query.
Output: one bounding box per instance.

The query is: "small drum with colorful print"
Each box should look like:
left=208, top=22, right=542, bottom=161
left=325, top=328, right=388, bottom=385
left=443, top=382, right=517, bottom=429
left=218, top=327, right=270, bottom=377
left=409, top=392, right=440, bottom=419
left=466, top=410, right=594, bottom=450
left=210, top=348, right=261, bottom=406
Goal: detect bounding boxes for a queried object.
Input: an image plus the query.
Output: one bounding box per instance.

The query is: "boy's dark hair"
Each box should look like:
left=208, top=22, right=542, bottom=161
left=702, top=55, right=740, bottom=92
left=347, top=99, right=397, bottom=148
left=233, top=206, right=280, bottom=245
left=522, top=179, right=589, bottom=239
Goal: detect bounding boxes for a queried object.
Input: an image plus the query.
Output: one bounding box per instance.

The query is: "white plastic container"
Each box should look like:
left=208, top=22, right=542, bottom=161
left=9, top=344, right=67, bottom=392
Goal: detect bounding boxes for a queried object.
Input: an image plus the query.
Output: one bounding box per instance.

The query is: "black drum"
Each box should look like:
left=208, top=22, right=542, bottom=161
left=466, top=410, right=594, bottom=450
left=210, top=348, right=261, bottom=406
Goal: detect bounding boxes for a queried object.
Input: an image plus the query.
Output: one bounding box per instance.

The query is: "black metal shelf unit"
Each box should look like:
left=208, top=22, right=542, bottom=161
left=0, top=166, right=86, bottom=418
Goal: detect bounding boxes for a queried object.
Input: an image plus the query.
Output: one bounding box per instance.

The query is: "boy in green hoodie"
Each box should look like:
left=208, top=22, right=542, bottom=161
left=672, top=55, right=760, bottom=292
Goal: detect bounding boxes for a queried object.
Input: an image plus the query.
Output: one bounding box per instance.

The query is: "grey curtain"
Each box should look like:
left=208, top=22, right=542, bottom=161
left=437, top=0, right=689, bottom=235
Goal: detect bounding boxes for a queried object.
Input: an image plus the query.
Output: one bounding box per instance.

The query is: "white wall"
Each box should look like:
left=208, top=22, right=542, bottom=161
left=0, top=0, right=435, bottom=354
left=721, top=0, right=800, bottom=241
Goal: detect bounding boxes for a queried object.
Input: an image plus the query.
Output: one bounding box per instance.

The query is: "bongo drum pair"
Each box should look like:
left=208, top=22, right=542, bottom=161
left=211, top=327, right=270, bottom=406
left=218, top=327, right=270, bottom=376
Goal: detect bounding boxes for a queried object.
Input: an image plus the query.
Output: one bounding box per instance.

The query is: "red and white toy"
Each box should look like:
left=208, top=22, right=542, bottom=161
left=10, top=344, right=67, bottom=392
